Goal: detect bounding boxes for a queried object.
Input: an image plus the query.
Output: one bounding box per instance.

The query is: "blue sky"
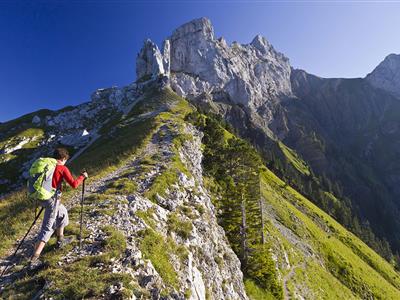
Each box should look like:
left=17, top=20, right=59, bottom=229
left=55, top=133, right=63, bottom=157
left=1, top=1, right=400, bottom=122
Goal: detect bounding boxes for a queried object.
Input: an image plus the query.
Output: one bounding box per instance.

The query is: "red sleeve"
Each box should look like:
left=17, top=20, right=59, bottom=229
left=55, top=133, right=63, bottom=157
left=62, top=166, right=85, bottom=189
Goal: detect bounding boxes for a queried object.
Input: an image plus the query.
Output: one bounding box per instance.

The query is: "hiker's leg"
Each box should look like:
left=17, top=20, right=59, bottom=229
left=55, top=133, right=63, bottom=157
left=55, top=203, right=69, bottom=241
left=32, top=197, right=59, bottom=258
left=56, top=227, right=64, bottom=239
left=32, top=241, right=45, bottom=259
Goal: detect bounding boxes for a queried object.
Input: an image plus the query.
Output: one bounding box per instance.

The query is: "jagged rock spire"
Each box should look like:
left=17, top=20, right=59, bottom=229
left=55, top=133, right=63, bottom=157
left=135, top=16, right=292, bottom=119
left=136, top=39, right=168, bottom=80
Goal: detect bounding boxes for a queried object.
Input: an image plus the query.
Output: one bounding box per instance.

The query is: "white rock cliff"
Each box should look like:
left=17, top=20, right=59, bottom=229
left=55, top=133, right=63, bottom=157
left=136, top=17, right=292, bottom=124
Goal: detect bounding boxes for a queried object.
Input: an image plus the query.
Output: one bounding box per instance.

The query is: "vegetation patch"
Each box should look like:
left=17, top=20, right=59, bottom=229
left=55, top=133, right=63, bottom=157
left=105, top=177, right=137, bottom=195
left=278, top=141, right=311, bottom=176
left=144, top=167, right=179, bottom=202
left=244, top=279, right=275, bottom=300
left=69, top=116, right=156, bottom=177
left=167, top=212, right=193, bottom=239
left=136, top=207, right=157, bottom=229
left=0, top=190, right=39, bottom=257
left=194, top=203, right=206, bottom=215
left=246, top=244, right=283, bottom=299
left=139, top=228, right=179, bottom=289
left=178, top=205, right=196, bottom=219
left=261, top=166, right=400, bottom=299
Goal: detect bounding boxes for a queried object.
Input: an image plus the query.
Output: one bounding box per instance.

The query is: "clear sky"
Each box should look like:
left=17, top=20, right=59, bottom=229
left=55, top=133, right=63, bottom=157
left=1, top=0, right=400, bottom=122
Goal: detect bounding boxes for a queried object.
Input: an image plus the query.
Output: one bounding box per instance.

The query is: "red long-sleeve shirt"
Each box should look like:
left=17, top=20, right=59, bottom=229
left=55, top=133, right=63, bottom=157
left=52, top=164, right=85, bottom=190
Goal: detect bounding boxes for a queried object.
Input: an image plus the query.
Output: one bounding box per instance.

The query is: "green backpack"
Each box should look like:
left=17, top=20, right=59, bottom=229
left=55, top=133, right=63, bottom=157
left=27, top=157, right=58, bottom=200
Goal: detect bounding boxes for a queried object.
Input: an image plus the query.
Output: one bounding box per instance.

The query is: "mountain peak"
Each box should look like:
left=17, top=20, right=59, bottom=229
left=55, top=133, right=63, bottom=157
left=366, top=53, right=400, bottom=97
left=136, top=17, right=292, bottom=113
left=171, top=17, right=214, bottom=41
left=250, top=34, right=271, bottom=54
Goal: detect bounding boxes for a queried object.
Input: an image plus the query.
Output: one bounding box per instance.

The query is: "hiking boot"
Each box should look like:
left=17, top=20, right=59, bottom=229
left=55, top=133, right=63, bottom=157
left=56, top=236, right=74, bottom=249
left=28, top=256, right=43, bottom=270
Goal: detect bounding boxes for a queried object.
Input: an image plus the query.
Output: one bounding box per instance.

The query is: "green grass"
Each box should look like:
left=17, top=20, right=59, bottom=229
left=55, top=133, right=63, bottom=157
left=2, top=223, right=133, bottom=300
left=104, top=177, right=138, bottom=195
left=245, top=279, right=275, bottom=300
left=194, top=203, right=206, bottom=215
left=178, top=205, right=196, bottom=219
left=136, top=207, right=157, bottom=229
left=39, top=226, right=131, bottom=299
left=0, top=190, right=39, bottom=257
left=278, top=141, right=311, bottom=176
left=259, top=167, right=400, bottom=299
left=167, top=212, right=193, bottom=239
left=145, top=167, right=180, bottom=202
left=139, top=228, right=179, bottom=289
left=69, top=116, right=156, bottom=177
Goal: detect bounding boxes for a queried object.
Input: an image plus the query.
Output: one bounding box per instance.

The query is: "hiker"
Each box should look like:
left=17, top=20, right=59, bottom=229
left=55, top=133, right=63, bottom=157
left=29, top=147, right=88, bottom=268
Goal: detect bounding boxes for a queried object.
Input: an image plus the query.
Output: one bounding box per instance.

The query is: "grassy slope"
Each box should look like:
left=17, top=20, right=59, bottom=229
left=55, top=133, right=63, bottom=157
left=278, top=141, right=311, bottom=176
left=193, top=111, right=400, bottom=299
left=260, top=166, right=400, bottom=299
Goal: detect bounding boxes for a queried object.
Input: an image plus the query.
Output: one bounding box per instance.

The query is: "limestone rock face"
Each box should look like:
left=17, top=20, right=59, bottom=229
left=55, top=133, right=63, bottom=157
left=169, top=18, right=292, bottom=116
left=136, top=17, right=292, bottom=125
left=162, top=39, right=171, bottom=77
left=136, top=39, right=167, bottom=80
left=60, top=129, right=91, bottom=147
left=366, top=53, right=400, bottom=98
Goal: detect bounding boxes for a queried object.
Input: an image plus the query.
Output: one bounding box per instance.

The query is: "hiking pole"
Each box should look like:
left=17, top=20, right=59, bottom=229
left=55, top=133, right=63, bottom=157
left=0, top=207, right=44, bottom=278
left=79, top=177, right=86, bottom=251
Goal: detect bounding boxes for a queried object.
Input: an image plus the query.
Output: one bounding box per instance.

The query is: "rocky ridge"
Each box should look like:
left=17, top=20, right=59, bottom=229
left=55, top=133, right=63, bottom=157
left=0, top=93, right=248, bottom=299
left=366, top=53, right=400, bottom=98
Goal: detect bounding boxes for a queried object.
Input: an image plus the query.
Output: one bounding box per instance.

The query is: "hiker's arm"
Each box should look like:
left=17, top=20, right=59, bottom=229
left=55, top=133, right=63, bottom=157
left=63, top=167, right=85, bottom=189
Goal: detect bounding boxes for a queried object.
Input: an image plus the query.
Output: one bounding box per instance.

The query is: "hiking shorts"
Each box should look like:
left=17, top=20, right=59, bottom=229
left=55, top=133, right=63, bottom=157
left=37, top=192, right=69, bottom=243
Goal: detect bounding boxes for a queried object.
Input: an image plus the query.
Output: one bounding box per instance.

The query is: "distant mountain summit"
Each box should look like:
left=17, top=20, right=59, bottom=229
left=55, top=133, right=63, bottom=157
left=366, top=53, right=400, bottom=97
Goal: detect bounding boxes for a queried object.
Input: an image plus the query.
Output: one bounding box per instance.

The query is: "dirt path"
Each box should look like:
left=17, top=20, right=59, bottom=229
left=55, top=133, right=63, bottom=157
left=283, top=262, right=307, bottom=300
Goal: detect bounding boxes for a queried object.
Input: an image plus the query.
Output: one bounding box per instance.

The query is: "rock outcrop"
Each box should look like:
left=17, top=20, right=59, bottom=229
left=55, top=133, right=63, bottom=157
left=136, top=39, right=169, bottom=80
left=136, top=17, right=292, bottom=125
left=0, top=88, right=249, bottom=299
left=366, top=53, right=400, bottom=98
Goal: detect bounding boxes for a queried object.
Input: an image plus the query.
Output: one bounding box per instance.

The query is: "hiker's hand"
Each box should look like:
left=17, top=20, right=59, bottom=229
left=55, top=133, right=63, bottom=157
left=82, top=172, right=88, bottom=179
